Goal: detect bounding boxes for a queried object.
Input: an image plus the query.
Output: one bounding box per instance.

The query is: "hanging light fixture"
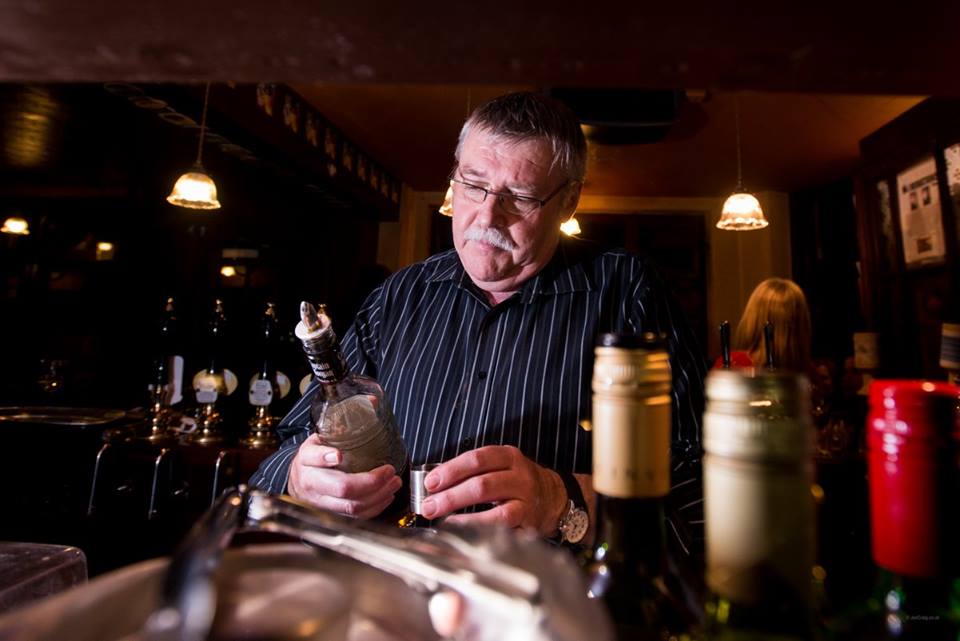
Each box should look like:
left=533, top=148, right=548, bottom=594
left=95, top=241, right=115, bottom=260
left=717, top=96, right=767, bottom=231
left=1, top=216, right=29, bottom=235
left=560, top=215, right=581, bottom=236
left=167, top=83, right=221, bottom=210
left=439, top=180, right=454, bottom=216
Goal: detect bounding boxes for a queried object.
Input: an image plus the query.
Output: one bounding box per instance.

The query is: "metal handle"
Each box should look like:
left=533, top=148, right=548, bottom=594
left=142, top=487, right=612, bottom=641
left=210, top=450, right=228, bottom=508
left=148, top=448, right=171, bottom=520
left=87, top=442, right=111, bottom=516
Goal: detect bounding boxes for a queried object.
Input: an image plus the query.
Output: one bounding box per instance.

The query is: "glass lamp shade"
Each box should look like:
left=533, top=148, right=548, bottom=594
left=560, top=216, right=582, bottom=236
left=167, top=168, right=221, bottom=210
left=1, top=216, right=30, bottom=235
left=438, top=182, right=454, bottom=217
left=717, top=191, right=768, bottom=230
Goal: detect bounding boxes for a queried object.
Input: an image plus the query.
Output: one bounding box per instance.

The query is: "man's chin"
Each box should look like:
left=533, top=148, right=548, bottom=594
left=462, top=261, right=513, bottom=286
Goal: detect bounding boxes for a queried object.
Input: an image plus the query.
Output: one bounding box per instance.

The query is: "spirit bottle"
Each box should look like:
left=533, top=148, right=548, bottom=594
left=296, top=302, right=408, bottom=478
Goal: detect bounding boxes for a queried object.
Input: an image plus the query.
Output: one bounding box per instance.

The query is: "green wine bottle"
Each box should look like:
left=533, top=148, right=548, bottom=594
left=702, top=370, right=816, bottom=640
left=586, top=332, right=702, bottom=641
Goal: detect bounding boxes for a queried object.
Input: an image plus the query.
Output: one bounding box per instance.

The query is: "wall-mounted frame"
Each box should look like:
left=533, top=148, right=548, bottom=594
left=896, top=156, right=947, bottom=269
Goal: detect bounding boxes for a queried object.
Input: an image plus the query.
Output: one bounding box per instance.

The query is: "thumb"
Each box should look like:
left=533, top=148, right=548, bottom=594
left=428, top=590, right=465, bottom=638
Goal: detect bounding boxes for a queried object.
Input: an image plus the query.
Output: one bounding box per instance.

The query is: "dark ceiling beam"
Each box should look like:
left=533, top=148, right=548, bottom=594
left=2, top=2, right=959, bottom=95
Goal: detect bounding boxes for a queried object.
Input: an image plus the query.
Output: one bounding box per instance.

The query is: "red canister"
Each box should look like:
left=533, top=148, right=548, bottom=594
left=866, top=380, right=960, bottom=578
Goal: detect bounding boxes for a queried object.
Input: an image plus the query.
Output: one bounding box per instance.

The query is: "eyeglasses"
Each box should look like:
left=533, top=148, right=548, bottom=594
left=451, top=173, right=571, bottom=217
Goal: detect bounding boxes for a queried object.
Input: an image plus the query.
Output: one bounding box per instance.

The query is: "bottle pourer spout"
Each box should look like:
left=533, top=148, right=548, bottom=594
left=300, top=301, right=320, bottom=333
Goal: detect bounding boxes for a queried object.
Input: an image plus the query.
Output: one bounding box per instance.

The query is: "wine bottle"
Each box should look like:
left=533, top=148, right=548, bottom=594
left=702, top=369, right=816, bottom=640
left=241, top=302, right=289, bottom=449
left=295, top=302, right=409, bottom=479
left=586, top=332, right=702, bottom=641
left=835, top=380, right=960, bottom=639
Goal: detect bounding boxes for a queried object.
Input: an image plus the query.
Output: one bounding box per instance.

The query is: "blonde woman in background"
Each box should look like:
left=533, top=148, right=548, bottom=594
left=734, top=277, right=813, bottom=373
left=732, top=278, right=840, bottom=452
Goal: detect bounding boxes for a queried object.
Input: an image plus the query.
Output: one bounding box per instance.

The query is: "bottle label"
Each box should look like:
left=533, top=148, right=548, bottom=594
left=592, top=395, right=671, bottom=498
left=192, top=369, right=238, bottom=398
left=249, top=379, right=274, bottom=406
left=313, top=353, right=348, bottom=384
left=196, top=390, right=218, bottom=404
left=194, top=373, right=220, bottom=404
left=168, top=355, right=184, bottom=405
left=704, top=454, right=814, bottom=606
left=299, top=374, right=313, bottom=396
left=275, top=371, right=291, bottom=399
left=221, top=369, right=238, bottom=395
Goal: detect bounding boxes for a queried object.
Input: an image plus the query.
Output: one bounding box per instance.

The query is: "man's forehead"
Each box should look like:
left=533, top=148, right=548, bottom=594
left=459, top=130, right=555, bottom=178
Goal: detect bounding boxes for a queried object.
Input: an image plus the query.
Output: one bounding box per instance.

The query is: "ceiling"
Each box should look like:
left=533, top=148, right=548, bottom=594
left=1, top=2, right=945, bottom=197
left=3, top=3, right=958, bottom=96
left=294, top=85, right=923, bottom=197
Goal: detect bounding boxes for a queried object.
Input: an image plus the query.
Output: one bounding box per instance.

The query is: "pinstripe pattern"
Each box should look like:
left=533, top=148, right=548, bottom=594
left=251, top=238, right=707, bottom=543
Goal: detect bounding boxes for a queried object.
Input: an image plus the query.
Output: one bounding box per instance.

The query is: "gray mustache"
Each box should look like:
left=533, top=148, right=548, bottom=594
left=463, top=227, right=517, bottom=251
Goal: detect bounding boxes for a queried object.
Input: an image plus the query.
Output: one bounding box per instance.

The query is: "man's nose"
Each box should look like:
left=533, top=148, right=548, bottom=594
left=473, top=192, right=503, bottom=227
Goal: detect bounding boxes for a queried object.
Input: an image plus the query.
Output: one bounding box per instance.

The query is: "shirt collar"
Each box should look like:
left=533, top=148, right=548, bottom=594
left=426, top=239, right=595, bottom=301
left=425, top=250, right=469, bottom=285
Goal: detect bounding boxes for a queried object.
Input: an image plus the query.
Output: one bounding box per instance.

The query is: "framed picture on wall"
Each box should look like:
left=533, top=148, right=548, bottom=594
left=896, top=156, right=947, bottom=268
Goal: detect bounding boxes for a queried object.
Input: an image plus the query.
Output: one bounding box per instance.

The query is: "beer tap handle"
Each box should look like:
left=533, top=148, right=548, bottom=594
left=719, top=321, right=731, bottom=369
left=764, top=321, right=776, bottom=370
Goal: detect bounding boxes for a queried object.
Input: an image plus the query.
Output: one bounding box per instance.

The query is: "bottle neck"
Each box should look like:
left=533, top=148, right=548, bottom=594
left=258, top=351, right=276, bottom=380
left=593, top=493, right=667, bottom=572
left=302, top=330, right=350, bottom=384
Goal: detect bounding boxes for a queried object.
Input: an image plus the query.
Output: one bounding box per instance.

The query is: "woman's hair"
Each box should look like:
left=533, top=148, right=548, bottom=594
left=734, top=278, right=812, bottom=372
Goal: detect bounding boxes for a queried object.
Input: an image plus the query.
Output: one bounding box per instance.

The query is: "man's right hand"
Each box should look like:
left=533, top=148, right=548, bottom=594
left=287, top=434, right=402, bottom=519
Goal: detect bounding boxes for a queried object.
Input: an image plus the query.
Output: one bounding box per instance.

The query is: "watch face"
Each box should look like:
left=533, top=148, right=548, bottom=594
left=563, top=508, right=589, bottom=544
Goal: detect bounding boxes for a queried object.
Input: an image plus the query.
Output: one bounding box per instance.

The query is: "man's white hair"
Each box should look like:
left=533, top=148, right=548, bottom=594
left=453, top=92, right=587, bottom=183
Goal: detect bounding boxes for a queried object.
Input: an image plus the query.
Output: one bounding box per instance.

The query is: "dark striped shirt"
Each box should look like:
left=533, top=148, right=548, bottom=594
left=251, top=238, right=707, bottom=549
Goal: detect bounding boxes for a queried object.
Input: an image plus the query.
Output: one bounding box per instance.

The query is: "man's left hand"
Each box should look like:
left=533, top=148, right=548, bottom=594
left=419, top=445, right=567, bottom=536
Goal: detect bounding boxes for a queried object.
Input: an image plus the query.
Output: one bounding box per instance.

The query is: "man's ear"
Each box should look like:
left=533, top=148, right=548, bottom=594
left=560, top=182, right=583, bottom=218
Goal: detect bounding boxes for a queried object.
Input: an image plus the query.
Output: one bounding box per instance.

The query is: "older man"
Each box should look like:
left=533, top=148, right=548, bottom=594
left=252, top=92, right=706, bottom=550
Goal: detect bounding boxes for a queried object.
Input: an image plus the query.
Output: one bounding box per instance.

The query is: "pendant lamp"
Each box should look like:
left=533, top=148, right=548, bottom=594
left=560, top=215, right=581, bottom=236
left=717, top=96, right=767, bottom=231
left=439, top=181, right=454, bottom=216
left=167, top=83, right=221, bottom=210
left=1, top=216, right=30, bottom=235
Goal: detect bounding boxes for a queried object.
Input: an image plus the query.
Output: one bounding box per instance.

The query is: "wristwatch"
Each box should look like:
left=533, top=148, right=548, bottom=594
left=556, top=471, right=589, bottom=545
